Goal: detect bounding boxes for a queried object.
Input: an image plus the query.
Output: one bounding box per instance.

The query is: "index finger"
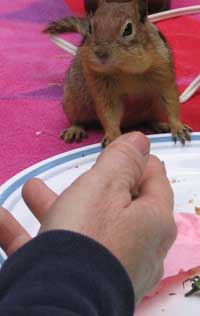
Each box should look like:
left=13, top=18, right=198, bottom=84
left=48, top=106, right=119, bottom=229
left=22, top=178, right=57, bottom=221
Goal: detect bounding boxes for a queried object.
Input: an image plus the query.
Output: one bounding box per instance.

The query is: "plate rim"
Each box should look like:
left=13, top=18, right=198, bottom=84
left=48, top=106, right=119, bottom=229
left=0, top=143, right=102, bottom=205
left=1, top=132, right=200, bottom=205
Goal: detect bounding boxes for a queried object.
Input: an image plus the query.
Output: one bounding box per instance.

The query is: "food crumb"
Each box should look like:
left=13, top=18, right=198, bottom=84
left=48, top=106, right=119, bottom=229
left=189, top=268, right=199, bottom=275
left=48, top=82, right=62, bottom=87
left=171, top=178, right=176, bottom=183
left=35, top=131, right=42, bottom=136
left=188, top=199, right=194, bottom=204
left=195, top=206, right=200, bottom=215
left=169, top=292, right=176, bottom=296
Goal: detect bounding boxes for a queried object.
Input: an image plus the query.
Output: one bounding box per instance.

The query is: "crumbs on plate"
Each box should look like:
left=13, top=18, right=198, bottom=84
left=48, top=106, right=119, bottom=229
left=188, top=199, right=194, bottom=204
left=169, top=292, right=176, bottom=296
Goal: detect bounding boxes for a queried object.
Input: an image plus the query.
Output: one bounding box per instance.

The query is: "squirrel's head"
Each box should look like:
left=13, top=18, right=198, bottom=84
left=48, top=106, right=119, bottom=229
left=80, top=0, right=153, bottom=74
left=85, top=0, right=147, bottom=23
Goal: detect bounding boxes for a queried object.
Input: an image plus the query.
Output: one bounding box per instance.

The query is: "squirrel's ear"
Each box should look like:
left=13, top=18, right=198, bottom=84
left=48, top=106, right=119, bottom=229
left=137, top=0, right=148, bottom=23
left=84, top=0, right=106, bottom=14
left=84, top=0, right=98, bottom=14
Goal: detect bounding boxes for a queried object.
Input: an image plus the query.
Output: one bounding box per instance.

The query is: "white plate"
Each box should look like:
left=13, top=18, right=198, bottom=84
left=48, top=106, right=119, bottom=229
left=0, top=132, right=200, bottom=314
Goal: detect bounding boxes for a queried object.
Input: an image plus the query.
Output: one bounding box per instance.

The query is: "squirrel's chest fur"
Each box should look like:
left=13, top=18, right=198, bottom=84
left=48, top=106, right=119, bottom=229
left=101, top=71, right=166, bottom=127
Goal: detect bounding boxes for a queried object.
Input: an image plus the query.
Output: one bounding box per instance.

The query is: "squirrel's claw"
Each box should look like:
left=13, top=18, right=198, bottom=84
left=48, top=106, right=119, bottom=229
left=171, top=124, right=192, bottom=145
left=60, top=126, right=87, bottom=143
left=101, top=131, right=121, bottom=148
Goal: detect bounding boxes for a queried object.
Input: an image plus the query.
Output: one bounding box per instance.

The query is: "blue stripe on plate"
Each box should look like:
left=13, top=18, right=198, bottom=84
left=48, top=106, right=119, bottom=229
left=0, top=146, right=102, bottom=205
left=150, top=134, right=200, bottom=143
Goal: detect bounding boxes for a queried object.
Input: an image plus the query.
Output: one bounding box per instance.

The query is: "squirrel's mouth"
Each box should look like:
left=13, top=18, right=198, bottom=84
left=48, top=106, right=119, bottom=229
left=90, top=60, right=114, bottom=73
left=89, top=52, right=117, bottom=73
left=96, top=55, right=108, bottom=65
left=94, top=52, right=109, bottom=65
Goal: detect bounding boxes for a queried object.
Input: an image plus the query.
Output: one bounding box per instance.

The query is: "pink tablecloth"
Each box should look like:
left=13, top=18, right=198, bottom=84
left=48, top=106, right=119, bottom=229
left=0, top=0, right=200, bottom=184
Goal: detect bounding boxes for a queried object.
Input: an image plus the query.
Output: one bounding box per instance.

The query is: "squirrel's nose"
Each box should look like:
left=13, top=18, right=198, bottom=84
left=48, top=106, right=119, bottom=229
left=94, top=49, right=109, bottom=63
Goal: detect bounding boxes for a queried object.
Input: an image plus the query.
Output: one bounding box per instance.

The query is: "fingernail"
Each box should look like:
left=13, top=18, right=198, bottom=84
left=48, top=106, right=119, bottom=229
left=127, top=132, right=150, bottom=156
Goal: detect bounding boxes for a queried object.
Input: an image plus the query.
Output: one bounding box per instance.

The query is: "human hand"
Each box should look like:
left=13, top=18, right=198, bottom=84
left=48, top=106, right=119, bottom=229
left=0, top=179, right=57, bottom=256
left=0, top=132, right=177, bottom=302
left=39, top=132, right=176, bottom=301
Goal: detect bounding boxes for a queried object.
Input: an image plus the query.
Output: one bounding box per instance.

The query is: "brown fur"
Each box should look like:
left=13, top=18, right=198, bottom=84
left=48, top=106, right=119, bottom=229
left=43, top=17, right=90, bottom=35
left=45, top=0, right=191, bottom=146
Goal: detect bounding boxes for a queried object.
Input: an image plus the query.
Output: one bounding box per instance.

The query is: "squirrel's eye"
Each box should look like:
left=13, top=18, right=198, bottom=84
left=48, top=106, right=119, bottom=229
left=122, top=22, right=133, bottom=37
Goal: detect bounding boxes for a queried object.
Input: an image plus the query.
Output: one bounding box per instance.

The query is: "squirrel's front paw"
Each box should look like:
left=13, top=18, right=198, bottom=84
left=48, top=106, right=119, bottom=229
left=60, top=125, right=87, bottom=143
left=170, top=123, right=192, bottom=145
left=101, top=131, right=121, bottom=147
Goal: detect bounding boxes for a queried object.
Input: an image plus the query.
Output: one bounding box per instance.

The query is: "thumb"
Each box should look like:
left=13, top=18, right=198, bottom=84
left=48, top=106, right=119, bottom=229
left=94, top=132, right=150, bottom=192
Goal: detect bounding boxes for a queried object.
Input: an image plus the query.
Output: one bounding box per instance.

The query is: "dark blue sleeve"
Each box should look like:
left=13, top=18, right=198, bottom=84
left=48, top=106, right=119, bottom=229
left=0, top=231, right=135, bottom=316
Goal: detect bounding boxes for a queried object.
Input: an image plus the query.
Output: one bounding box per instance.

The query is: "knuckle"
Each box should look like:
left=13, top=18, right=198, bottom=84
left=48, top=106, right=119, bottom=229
left=108, top=140, right=144, bottom=172
left=148, top=155, right=167, bottom=175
